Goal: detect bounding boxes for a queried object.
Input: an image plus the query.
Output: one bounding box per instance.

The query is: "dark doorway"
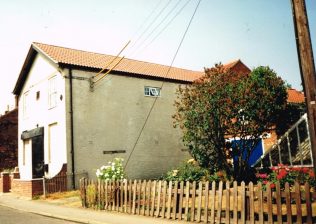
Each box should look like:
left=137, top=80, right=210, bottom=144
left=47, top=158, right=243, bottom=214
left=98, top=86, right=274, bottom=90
left=32, top=135, right=44, bottom=178
left=21, top=127, right=44, bottom=179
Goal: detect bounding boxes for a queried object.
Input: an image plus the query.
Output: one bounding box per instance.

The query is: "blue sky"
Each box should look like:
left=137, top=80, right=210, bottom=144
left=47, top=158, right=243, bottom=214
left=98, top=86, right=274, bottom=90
left=0, top=0, right=315, bottom=113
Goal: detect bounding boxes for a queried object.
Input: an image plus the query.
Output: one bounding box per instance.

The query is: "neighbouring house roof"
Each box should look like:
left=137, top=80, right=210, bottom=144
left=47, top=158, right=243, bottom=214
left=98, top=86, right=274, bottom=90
left=287, top=88, right=305, bottom=104
left=13, top=42, right=205, bottom=95
left=204, top=59, right=252, bottom=75
left=222, top=59, right=251, bottom=74
left=210, top=60, right=305, bottom=104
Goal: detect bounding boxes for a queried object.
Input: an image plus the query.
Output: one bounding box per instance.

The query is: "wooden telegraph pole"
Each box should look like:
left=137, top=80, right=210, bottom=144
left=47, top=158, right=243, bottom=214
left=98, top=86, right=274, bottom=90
left=291, top=0, right=316, bottom=168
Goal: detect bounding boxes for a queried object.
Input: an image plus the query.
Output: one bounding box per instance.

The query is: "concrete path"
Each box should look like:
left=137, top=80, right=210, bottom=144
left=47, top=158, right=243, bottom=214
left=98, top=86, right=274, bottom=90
left=0, top=193, right=188, bottom=224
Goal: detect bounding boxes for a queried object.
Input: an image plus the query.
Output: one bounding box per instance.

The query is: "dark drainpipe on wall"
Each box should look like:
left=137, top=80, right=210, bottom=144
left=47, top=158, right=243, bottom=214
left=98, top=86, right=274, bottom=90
left=69, top=68, right=76, bottom=190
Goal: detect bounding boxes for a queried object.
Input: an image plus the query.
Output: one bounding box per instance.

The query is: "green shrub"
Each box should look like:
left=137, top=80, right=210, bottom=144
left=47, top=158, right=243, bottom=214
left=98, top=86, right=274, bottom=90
left=209, top=170, right=230, bottom=182
left=86, top=184, right=97, bottom=206
left=162, top=159, right=229, bottom=182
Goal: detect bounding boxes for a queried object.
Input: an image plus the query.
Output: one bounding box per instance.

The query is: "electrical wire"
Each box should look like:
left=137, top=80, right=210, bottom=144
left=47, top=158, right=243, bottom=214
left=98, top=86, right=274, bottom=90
left=124, top=0, right=202, bottom=169
left=94, top=40, right=131, bottom=79
left=138, top=0, right=192, bottom=55
left=128, top=0, right=173, bottom=53
left=129, top=0, right=164, bottom=41
left=94, top=1, right=168, bottom=83
left=129, top=0, right=183, bottom=56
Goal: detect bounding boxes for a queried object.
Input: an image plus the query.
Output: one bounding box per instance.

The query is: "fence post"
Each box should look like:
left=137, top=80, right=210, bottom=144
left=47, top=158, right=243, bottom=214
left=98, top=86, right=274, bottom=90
left=80, top=178, right=87, bottom=208
left=42, top=176, right=46, bottom=198
left=295, top=181, right=302, bottom=224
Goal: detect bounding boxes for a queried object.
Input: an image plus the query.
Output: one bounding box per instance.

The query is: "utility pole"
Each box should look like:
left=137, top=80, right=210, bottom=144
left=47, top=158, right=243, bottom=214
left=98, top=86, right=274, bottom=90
left=291, top=0, right=316, bottom=168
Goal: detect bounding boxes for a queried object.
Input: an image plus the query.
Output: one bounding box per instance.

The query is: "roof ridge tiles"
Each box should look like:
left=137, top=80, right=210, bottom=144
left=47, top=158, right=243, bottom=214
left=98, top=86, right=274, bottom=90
left=32, top=42, right=204, bottom=75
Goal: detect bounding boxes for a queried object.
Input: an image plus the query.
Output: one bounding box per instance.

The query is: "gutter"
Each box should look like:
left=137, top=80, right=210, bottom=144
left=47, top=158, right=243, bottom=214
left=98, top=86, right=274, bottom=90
left=69, top=68, right=75, bottom=189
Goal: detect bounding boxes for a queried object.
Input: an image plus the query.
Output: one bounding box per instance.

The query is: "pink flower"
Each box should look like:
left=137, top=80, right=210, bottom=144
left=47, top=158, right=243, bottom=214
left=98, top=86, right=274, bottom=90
left=257, top=173, right=268, bottom=179
left=263, top=180, right=268, bottom=185
left=271, top=166, right=278, bottom=171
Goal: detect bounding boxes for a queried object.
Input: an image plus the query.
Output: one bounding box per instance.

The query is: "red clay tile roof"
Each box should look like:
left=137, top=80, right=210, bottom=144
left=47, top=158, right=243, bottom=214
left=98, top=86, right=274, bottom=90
left=222, top=59, right=241, bottom=70
left=32, top=42, right=204, bottom=82
left=16, top=43, right=306, bottom=105
left=222, top=59, right=251, bottom=74
left=287, top=88, right=305, bottom=103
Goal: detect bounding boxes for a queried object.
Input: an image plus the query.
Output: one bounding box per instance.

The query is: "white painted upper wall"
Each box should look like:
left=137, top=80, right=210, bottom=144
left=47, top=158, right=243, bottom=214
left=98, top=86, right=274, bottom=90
left=18, top=54, right=67, bottom=180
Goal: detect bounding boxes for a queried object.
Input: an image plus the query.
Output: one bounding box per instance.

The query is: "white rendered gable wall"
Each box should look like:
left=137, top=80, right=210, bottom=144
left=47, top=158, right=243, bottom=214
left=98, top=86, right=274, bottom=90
left=18, top=54, right=67, bottom=180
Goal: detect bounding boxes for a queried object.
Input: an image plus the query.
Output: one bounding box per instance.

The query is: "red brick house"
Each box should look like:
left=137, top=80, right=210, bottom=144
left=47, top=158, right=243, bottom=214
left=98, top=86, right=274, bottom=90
left=209, top=60, right=305, bottom=165
left=0, top=108, right=18, bottom=193
left=0, top=108, right=18, bottom=171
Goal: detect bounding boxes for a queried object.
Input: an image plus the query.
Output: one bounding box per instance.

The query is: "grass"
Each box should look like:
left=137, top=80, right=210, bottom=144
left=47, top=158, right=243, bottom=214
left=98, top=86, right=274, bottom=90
left=37, top=190, right=82, bottom=208
left=41, top=190, right=80, bottom=200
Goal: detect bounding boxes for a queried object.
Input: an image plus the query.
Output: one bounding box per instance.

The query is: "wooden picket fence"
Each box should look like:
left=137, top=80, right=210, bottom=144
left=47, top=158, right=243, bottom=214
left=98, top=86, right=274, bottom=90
left=80, top=179, right=316, bottom=223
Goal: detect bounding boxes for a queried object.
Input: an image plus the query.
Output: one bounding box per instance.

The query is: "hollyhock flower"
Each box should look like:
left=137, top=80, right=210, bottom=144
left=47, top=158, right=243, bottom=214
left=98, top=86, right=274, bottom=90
left=257, top=173, right=268, bottom=179
left=271, top=166, right=278, bottom=171
left=309, top=170, right=315, bottom=178
left=301, top=167, right=309, bottom=174
left=263, top=180, right=268, bottom=185
left=291, top=167, right=301, bottom=172
left=277, top=169, right=287, bottom=180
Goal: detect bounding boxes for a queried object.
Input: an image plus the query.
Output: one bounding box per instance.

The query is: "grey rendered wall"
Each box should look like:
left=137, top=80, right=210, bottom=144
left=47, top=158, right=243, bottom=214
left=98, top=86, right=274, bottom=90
left=65, top=69, right=191, bottom=180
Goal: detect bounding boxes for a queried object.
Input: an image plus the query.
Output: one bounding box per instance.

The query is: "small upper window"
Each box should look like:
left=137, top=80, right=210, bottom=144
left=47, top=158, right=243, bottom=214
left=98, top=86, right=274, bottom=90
left=36, top=91, right=40, bottom=100
left=48, top=76, right=57, bottom=108
left=144, top=86, right=160, bottom=97
left=23, top=91, right=30, bottom=118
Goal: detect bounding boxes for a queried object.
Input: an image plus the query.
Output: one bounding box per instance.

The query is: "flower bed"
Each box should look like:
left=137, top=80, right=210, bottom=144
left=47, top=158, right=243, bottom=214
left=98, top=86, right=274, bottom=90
left=256, top=164, right=316, bottom=190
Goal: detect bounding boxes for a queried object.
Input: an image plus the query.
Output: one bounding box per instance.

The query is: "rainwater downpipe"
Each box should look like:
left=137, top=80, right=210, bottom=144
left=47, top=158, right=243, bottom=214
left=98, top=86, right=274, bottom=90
left=69, top=68, right=75, bottom=190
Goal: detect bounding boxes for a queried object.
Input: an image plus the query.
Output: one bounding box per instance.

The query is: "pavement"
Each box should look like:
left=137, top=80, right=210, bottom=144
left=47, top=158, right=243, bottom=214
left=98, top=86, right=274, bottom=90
left=0, top=193, right=188, bottom=224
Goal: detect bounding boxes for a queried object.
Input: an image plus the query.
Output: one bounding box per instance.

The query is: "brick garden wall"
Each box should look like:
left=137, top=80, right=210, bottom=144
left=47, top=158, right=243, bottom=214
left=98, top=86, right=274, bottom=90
left=10, top=178, right=43, bottom=198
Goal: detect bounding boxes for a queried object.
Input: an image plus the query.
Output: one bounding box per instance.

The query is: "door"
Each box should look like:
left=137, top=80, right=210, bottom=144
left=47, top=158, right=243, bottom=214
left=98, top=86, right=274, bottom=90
left=232, top=138, right=264, bottom=167
left=32, top=135, right=44, bottom=178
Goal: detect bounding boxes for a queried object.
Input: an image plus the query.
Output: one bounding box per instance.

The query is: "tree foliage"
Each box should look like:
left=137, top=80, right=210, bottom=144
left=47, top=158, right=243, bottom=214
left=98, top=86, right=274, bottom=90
left=275, top=102, right=306, bottom=136
left=173, top=65, right=287, bottom=182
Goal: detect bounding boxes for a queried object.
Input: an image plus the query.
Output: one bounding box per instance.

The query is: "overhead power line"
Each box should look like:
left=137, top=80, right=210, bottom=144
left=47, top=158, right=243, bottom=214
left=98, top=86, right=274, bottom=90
left=129, top=0, right=173, bottom=52
left=124, top=0, right=202, bottom=169
left=90, top=40, right=130, bottom=90
left=129, top=0, right=183, bottom=56
left=92, top=0, right=176, bottom=88
left=94, top=40, right=131, bottom=78
left=138, top=0, right=193, bottom=55
left=130, top=0, right=164, bottom=41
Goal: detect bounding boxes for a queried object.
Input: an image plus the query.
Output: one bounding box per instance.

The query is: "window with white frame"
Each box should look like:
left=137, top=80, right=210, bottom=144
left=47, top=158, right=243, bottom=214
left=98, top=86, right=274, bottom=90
left=48, top=76, right=57, bottom=108
left=144, top=86, right=161, bottom=97
left=23, top=91, right=30, bottom=118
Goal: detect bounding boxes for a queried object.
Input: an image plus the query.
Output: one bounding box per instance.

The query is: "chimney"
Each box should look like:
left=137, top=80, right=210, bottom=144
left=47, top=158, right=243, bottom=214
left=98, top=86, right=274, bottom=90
left=4, top=105, right=9, bottom=114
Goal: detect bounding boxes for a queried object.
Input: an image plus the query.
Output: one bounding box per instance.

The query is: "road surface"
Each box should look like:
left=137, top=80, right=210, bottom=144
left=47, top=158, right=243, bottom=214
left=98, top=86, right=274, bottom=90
left=0, top=205, right=78, bottom=224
